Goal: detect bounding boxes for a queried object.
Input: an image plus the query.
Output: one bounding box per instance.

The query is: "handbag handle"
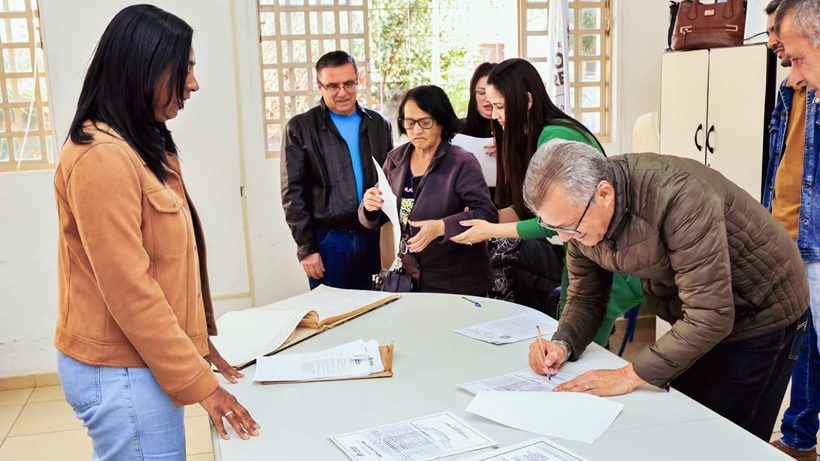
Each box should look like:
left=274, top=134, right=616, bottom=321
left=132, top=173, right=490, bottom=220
left=685, top=0, right=739, bottom=21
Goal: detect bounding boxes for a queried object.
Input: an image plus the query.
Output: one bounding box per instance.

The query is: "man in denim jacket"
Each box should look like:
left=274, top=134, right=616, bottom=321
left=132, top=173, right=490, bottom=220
left=766, top=1, right=820, bottom=459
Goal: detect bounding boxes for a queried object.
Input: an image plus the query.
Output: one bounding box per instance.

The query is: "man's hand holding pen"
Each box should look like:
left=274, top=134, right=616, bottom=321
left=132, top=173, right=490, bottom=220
left=529, top=337, right=647, bottom=396
left=528, top=337, right=568, bottom=380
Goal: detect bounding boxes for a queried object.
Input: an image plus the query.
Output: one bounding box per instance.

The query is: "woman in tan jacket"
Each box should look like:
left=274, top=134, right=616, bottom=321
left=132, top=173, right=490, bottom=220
left=53, top=5, right=258, bottom=459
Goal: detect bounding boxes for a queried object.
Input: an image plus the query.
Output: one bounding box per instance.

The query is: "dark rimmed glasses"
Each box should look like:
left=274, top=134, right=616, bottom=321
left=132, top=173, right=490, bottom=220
left=400, top=117, right=435, bottom=130
left=536, top=191, right=596, bottom=235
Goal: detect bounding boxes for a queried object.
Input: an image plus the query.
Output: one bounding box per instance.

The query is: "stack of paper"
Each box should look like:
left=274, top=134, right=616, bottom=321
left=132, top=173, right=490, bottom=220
left=253, top=339, right=385, bottom=382
left=453, top=310, right=558, bottom=345
left=211, top=286, right=398, bottom=368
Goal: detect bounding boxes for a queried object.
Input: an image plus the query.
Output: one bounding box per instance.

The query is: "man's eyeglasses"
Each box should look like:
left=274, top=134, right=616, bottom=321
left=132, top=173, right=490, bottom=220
left=401, top=117, right=435, bottom=130
left=318, top=80, right=357, bottom=92
left=537, top=191, right=596, bottom=235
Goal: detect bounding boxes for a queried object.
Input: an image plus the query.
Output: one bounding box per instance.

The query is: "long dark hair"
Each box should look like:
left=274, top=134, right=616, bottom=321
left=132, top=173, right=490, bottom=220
left=460, top=62, right=496, bottom=137
left=397, top=85, right=459, bottom=143
left=67, top=4, right=193, bottom=182
left=487, top=58, right=603, bottom=212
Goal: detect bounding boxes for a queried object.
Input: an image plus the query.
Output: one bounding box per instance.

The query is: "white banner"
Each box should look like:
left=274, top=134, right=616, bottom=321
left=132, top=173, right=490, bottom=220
left=548, top=0, right=571, bottom=112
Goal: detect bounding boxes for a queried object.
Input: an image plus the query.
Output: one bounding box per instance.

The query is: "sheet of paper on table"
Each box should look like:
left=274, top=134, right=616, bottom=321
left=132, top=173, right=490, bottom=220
left=452, top=133, right=497, bottom=187
left=461, top=437, right=590, bottom=461
left=465, top=391, right=623, bottom=444
left=253, top=338, right=383, bottom=382
left=453, top=310, right=558, bottom=345
left=330, top=411, right=497, bottom=461
left=459, top=368, right=576, bottom=395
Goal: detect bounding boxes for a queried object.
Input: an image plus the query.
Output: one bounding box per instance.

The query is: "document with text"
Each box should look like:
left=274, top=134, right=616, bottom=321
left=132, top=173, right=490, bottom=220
left=253, top=339, right=384, bottom=382
left=453, top=311, right=558, bottom=345
left=459, top=368, right=576, bottom=395
left=330, top=411, right=497, bottom=461
left=462, top=437, right=590, bottom=461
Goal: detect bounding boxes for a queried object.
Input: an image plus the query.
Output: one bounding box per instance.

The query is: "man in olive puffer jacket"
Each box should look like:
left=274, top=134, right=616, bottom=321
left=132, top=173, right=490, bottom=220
left=525, top=140, right=809, bottom=441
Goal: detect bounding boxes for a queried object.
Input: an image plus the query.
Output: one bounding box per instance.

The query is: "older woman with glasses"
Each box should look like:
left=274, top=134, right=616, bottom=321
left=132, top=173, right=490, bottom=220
left=359, top=85, right=498, bottom=295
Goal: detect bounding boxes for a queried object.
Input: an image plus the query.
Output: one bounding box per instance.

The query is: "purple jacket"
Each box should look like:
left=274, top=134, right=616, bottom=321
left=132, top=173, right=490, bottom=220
left=359, top=141, right=498, bottom=295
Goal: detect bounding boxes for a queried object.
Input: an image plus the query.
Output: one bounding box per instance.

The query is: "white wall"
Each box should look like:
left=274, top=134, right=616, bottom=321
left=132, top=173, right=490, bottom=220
left=608, top=0, right=670, bottom=155
left=0, top=0, right=305, bottom=378
left=0, top=0, right=669, bottom=378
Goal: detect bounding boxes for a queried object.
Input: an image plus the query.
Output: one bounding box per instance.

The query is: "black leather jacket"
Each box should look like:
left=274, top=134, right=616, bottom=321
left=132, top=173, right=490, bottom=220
left=280, top=100, right=393, bottom=260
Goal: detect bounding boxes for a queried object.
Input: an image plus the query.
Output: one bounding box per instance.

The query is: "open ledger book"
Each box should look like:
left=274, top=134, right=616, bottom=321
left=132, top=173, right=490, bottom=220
left=210, top=286, right=400, bottom=369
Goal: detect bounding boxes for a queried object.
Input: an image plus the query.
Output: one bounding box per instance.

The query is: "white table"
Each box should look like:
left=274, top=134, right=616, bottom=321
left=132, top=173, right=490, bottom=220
left=211, top=292, right=790, bottom=460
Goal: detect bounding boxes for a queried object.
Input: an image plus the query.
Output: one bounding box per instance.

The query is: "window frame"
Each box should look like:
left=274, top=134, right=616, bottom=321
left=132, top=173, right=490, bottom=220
left=0, top=0, right=56, bottom=172
left=519, top=0, right=612, bottom=141
left=257, top=0, right=371, bottom=159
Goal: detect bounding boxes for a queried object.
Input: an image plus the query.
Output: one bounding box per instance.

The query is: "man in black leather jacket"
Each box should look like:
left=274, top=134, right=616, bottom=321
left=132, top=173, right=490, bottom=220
left=281, top=50, right=393, bottom=289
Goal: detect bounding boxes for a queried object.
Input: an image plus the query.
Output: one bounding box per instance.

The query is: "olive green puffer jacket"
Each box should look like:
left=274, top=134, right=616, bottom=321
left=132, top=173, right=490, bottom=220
left=553, top=153, right=808, bottom=388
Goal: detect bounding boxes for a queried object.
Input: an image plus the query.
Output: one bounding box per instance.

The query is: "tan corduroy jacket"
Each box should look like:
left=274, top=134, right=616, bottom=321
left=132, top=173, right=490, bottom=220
left=53, top=122, right=219, bottom=406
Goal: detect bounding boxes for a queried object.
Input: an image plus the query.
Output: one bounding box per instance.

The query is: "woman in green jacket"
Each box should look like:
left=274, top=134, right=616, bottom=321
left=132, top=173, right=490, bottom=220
left=452, top=58, right=643, bottom=347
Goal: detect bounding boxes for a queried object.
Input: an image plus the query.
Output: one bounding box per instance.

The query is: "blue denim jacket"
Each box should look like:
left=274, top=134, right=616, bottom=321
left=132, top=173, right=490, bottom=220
left=762, top=79, right=820, bottom=262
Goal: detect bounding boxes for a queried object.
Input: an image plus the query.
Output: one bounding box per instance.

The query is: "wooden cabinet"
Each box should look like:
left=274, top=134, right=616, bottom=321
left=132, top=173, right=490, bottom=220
left=659, top=44, right=775, bottom=201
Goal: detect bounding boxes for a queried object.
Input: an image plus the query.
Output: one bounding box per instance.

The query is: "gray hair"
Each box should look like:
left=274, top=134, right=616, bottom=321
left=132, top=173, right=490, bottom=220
left=775, top=0, right=820, bottom=48
left=523, top=139, right=613, bottom=212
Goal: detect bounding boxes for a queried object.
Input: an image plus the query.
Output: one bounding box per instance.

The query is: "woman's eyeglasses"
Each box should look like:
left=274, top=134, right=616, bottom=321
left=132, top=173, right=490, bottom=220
left=401, top=117, right=435, bottom=130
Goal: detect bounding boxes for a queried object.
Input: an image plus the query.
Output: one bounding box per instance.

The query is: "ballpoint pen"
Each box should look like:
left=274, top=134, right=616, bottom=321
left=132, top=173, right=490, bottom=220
left=536, top=325, right=552, bottom=381
left=461, top=296, right=482, bottom=308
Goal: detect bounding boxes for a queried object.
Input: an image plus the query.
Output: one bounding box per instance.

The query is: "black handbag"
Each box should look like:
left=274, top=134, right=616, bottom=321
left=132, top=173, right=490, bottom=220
left=372, top=231, right=413, bottom=292
left=371, top=267, right=413, bottom=292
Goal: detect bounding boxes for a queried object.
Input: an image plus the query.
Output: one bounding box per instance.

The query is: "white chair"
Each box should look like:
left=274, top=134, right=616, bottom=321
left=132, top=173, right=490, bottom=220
left=632, top=111, right=660, bottom=153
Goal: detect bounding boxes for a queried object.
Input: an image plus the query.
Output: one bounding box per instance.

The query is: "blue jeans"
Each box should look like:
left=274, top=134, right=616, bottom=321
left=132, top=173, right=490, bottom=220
left=57, top=352, right=185, bottom=461
left=309, top=229, right=380, bottom=290
left=671, top=312, right=805, bottom=441
left=779, top=262, right=820, bottom=451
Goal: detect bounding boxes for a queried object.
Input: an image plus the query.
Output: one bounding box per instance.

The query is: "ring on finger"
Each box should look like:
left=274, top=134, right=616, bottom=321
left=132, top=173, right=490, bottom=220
left=583, top=383, right=590, bottom=391
left=224, top=410, right=235, bottom=418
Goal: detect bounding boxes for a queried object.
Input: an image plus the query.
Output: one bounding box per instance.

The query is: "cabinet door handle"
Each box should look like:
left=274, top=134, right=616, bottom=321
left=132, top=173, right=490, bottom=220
left=694, top=123, right=703, bottom=151
left=706, top=125, right=716, bottom=154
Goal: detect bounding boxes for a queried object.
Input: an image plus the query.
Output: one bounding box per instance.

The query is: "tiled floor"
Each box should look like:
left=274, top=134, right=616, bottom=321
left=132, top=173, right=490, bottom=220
left=0, top=384, right=214, bottom=461
left=0, top=318, right=808, bottom=460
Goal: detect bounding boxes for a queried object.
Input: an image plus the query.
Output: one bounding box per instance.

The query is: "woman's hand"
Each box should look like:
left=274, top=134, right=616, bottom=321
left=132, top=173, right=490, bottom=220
left=407, top=220, right=445, bottom=253
left=363, top=187, right=384, bottom=212
left=485, top=139, right=497, bottom=157
left=200, top=386, right=260, bottom=441
left=206, top=339, right=243, bottom=384
left=451, top=219, right=497, bottom=245
left=554, top=364, right=647, bottom=397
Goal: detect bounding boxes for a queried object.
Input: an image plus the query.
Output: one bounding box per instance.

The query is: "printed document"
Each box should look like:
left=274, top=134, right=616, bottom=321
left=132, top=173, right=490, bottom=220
left=330, top=411, right=497, bottom=461
left=461, top=437, right=590, bottom=461
left=453, top=311, right=558, bottom=344
left=253, top=339, right=384, bottom=382
left=373, top=157, right=401, bottom=258
left=452, top=134, right=497, bottom=187
left=465, top=391, right=623, bottom=443
left=459, top=368, right=575, bottom=395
